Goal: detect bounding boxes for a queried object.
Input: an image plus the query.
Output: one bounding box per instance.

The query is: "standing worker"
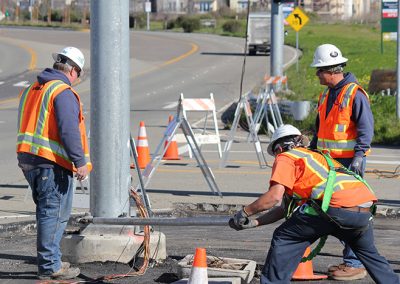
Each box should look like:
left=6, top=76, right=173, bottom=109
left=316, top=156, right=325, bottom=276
left=229, top=125, right=399, bottom=284
left=309, top=43, right=374, bottom=280
left=16, top=47, right=91, bottom=280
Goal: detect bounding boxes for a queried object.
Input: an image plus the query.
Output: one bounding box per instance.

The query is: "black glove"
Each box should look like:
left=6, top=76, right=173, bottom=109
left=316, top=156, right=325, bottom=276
left=349, top=156, right=363, bottom=176
left=228, top=209, right=258, bottom=231
left=228, top=218, right=258, bottom=231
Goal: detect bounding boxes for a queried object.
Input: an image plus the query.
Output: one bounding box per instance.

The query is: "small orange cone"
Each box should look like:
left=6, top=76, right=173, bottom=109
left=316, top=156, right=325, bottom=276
left=136, top=121, right=151, bottom=169
left=292, top=247, right=327, bottom=280
left=163, top=116, right=180, bottom=160
left=188, top=248, right=208, bottom=284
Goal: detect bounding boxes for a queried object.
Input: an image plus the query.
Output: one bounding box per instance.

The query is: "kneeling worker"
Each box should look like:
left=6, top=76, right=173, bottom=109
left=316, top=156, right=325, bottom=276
left=229, top=125, right=399, bottom=284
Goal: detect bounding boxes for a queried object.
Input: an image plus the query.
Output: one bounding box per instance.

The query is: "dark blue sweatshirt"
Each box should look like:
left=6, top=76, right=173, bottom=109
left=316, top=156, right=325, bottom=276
left=310, top=72, right=374, bottom=157
left=18, top=68, right=86, bottom=169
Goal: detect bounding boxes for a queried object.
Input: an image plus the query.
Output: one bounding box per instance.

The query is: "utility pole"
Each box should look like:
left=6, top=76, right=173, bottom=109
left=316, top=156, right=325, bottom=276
left=270, top=0, right=284, bottom=76
left=90, top=0, right=131, bottom=217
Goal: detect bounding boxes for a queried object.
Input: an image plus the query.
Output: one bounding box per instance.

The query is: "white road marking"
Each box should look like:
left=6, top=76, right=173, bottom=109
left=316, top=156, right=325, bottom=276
left=0, top=81, right=4, bottom=85
left=163, top=102, right=178, bottom=109
left=13, top=81, right=30, bottom=88
left=367, top=160, right=400, bottom=165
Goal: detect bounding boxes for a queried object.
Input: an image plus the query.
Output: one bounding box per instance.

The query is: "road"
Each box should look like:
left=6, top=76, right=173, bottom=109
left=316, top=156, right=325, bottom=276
left=0, top=216, right=398, bottom=283
left=0, top=27, right=297, bottom=189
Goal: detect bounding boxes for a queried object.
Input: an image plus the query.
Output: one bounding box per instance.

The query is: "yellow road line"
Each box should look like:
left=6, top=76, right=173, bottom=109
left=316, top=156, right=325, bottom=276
left=0, top=39, right=198, bottom=105
left=132, top=42, right=198, bottom=78
left=20, top=44, right=37, bottom=70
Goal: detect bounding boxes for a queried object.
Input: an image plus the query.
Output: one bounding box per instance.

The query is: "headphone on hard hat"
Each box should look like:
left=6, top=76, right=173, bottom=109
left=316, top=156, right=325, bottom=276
left=272, top=135, right=303, bottom=155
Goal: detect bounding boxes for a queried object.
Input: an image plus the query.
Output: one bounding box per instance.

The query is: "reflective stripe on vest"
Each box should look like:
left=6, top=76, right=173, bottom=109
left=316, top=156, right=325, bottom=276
left=17, top=132, right=70, bottom=161
left=317, top=82, right=369, bottom=158
left=17, top=81, right=72, bottom=163
left=283, top=148, right=359, bottom=199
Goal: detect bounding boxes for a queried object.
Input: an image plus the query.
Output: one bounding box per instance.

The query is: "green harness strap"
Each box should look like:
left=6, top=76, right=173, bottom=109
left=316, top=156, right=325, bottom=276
left=299, top=151, right=335, bottom=262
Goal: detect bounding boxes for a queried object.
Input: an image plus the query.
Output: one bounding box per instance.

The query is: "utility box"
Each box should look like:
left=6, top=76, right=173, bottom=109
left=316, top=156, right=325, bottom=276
left=247, top=12, right=271, bottom=55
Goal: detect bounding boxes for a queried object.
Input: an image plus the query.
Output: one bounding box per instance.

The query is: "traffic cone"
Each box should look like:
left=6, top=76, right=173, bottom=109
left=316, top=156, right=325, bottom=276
left=188, top=248, right=208, bottom=284
left=163, top=115, right=180, bottom=160
left=136, top=121, right=151, bottom=169
left=291, top=247, right=328, bottom=280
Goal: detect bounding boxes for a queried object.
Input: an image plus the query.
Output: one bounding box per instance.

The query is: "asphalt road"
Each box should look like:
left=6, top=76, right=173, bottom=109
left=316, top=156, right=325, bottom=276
left=0, top=27, right=297, bottom=189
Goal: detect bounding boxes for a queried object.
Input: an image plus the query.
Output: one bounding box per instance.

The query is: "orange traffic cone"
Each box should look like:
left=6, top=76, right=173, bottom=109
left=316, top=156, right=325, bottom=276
left=188, top=248, right=208, bottom=284
left=136, top=121, right=151, bottom=169
left=163, top=115, right=180, bottom=160
left=292, top=247, right=328, bottom=280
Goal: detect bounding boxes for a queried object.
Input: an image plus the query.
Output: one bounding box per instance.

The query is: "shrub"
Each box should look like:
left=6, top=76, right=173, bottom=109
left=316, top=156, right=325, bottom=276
left=181, top=17, right=200, bottom=33
left=165, top=19, right=175, bottom=29
left=222, top=19, right=241, bottom=33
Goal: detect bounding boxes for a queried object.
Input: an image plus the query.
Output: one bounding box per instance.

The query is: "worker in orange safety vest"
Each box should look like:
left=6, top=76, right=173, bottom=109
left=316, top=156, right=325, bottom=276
left=308, top=43, right=374, bottom=280
left=229, top=125, right=398, bottom=284
left=16, top=46, right=91, bottom=280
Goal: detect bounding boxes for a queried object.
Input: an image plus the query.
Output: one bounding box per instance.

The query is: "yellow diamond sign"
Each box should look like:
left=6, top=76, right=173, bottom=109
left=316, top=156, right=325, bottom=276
left=286, top=7, right=309, bottom=32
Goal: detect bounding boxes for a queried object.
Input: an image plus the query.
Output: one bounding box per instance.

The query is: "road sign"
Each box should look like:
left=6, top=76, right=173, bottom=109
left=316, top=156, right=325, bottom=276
left=381, top=0, right=398, bottom=41
left=286, top=7, right=309, bottom=32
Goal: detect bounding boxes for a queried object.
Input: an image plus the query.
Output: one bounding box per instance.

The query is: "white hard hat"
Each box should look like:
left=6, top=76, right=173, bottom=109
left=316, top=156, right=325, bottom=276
left=52, top=46, right=85, bottom=71
left=267, top=124, right=302, bottom=156
left=310, top=44, right=348, bottom=68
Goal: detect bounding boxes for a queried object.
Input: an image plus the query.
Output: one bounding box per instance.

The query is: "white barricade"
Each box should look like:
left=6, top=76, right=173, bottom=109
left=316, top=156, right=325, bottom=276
left=177, top=93, right=222, bottom=158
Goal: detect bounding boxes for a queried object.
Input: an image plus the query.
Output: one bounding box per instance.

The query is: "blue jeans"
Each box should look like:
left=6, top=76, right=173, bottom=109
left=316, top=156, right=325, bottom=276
left=22, top=166, right=74, bottom=275
left=261, top=208, right=399, bottom=284
left=336, top=156, right=367, bottom=268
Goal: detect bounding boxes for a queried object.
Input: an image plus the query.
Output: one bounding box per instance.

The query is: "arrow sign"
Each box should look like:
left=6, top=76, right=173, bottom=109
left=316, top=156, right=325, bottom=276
left=286, top=7, right=309, bottom=32
left=294, top=14, right=302, bottom=25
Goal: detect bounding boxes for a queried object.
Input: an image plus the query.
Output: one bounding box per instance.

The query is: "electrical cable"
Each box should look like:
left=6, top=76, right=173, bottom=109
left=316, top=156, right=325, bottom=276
left=365, top=165, right=400, bottom=179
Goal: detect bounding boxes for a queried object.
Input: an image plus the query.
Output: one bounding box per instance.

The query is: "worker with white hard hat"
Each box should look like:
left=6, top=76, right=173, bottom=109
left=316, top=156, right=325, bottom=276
left=309, top=44, right=374, bottom=280
left=17, top=47, right=91, bottom=280
left=229, top=125, right=398, bottom=284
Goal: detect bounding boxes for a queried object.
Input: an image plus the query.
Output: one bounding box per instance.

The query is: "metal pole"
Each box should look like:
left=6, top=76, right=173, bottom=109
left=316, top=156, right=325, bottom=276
left=397, top=0, right=400, bottom=119
left=90, top=0, right=131, bottom=217
left=146, top=12, right=150, bottom=30
left=271, top=0, right=284, bottom=76
left=296, top=31, right=299, bottom=72
left=92, top=216, right=231, bottom=226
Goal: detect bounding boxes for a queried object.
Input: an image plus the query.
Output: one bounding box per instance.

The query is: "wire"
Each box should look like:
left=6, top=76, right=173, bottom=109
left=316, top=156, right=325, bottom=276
left=365, top=165, right=400, bottom=179
left=238, top=0, right=251, bottom=102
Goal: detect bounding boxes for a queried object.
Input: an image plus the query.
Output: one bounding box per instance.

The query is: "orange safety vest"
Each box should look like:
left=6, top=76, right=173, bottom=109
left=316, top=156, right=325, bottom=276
left=16, top=80, right=92, bottom=172
left=317, top=82, right=370, bottom=158
left=280, top=148, right=376, bottom=208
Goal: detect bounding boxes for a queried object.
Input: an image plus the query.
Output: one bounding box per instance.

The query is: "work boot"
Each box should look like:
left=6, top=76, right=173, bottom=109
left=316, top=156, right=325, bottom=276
left=328, top=263, right=347, bottom=273
left=61, top=261, right=70, bottom=269
left=37, top=266, right=80, bottom=280
left=329, top=265, right=367, bottom=281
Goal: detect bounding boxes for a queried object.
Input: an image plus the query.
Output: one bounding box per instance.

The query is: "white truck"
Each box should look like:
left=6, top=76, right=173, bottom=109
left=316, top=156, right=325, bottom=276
left=247, top=12, right=271, bottom=55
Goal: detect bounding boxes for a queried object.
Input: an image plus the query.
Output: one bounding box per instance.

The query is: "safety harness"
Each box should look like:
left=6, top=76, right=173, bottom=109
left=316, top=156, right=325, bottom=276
left=285, top=150, right=376, bottom=262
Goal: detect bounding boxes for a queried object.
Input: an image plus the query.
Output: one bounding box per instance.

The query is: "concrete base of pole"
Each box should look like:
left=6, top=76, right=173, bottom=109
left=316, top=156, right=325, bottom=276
left=60, top=224, right=166, bottom=263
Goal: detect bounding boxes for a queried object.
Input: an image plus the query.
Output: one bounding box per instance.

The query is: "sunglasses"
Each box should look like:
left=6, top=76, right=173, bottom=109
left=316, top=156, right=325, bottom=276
left=75, top=67, right=81, bottom=78
left=316, top=68, right=332, bottom=74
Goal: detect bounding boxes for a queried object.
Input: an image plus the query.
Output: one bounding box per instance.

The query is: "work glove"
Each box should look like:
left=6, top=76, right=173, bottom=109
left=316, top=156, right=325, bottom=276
left=349, top=156, right=363, bottom=176
left=228, top=209, right=258, bottom=231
